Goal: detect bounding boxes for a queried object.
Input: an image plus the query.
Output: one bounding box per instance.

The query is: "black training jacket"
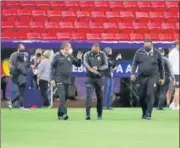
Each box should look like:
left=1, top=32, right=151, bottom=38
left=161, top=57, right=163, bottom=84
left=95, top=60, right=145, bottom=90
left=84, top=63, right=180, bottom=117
left=51, top=51, right=81, bottom=84
left=131, top=48, right=165, bottom=79
left=83, top=50, right=108, bottom=78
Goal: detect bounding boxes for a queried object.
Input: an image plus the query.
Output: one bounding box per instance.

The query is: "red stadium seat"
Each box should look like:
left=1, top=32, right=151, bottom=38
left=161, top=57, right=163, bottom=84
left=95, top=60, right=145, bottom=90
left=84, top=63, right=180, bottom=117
left=27, top=33, right=41, bottom=39
left=173, top=33, right=179, bottom=40
left=135, top=12, right=149, bottom=23
left=144, top=33, right=159, bottom=40
left=118, top=23, right=133, bottom=33
left=45, top=22, right=60, bottom=33
left=176, top=23, right=179, bottom=30
left=59, top=22, right=74, bottom=33
left=159, top=33, right=173, bottom=41
left=2, top=8, right=17, bottom=17
left=94, top=1, right=109, bottom=12
left=56, top=33, right=71, bottom=40
left=35, top=2, right=50, bottom=10
left=147, top=23, right=161, bottom=33
left=30, top=22, right=45, bottom=33
left=137, top=2, right=151, bottom=11
left=106, top=11, right=120, bottom=22
left=161, top=23, right=176, bottom=34
left=101, top=33, right=115, bottom=41
left=4, top=1, right=21, bottom=9
left=109, top=2, right=123, bottom=12
left=41, top=33, right=57, bottom=40
left=1, top=31, right=13, bottom=39
left=20, top=1, right=36, bottom=10
left=13, top=32, right=27, bottom=39
left=133, top=23, right=148, bottom=33
left=74, top=22, right=89, bottom=33
left=61, top=11, right=76, bottom=22
left=79, top=2, right=94, bottom=12
left=89, top=22, right=104, bottom=33
left=65, top=1, right=79, bottom=11
left=50, top=2, right=66, bottom=11
left=165, top=2, right=179, bottom=12
left=72, top=33, right=86, bottom=40
left=122, top=2, right=137, bottom=12
left=91, top=11, right=106, bottom=23
left=17, top=10, right=32, bottom=22
left=119, top=11, right=134, bottom=23
left=149, top=12, right=164, bottom=23
left=1, top=21, right=15, bottom=33
left=103, top=22, right=118, bottom=33
left=164, top=12, right=179, bottom=23
left=86, top=33, right=101, bottom=40
left=151, top=2, right=166, bottom=12
left=76, top=11, right=91, bottom=22
left=32, top=10, right=47, bottom=22
left=15, top=22, right=30, bottom=33
left=130, top=33, right=144, bottom=41
left=114, top=33, right=130, bottom=41
left=47, top=10, right=61, bottom=22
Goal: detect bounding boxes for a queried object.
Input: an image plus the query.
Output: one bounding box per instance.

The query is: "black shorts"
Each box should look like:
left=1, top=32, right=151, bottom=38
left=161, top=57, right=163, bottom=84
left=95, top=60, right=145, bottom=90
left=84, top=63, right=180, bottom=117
left=175, top=75, right=180, bottom=88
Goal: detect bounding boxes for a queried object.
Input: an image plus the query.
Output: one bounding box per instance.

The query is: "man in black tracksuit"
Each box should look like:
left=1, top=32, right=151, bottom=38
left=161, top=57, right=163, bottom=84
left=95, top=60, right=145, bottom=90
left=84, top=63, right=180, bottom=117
left=157, top=48, right=175, bottom=110
left=83, top=43, right=108, bottom=120
left=50, top=41, right=82, bottom=120
left=131, top=39, right=165, bottom=120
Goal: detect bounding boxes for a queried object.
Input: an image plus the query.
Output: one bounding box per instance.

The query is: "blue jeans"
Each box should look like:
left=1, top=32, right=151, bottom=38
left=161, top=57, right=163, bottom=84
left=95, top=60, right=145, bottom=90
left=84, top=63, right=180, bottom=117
left=104, top=78, right=114, bottom=108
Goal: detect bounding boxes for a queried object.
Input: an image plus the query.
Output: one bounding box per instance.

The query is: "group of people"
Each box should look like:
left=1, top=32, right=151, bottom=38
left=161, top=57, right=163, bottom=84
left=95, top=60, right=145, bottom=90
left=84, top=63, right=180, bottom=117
left=8, top=39, right=179, bottom=121
left=9, top=44, right=54, bottom=108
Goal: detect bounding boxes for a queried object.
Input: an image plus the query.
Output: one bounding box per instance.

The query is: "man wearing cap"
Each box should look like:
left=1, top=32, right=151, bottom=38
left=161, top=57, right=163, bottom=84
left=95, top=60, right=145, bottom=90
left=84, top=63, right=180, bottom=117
left=156, top=48, right=175, bottom=110
left=131, top=39, right=165, bottom=120
left=103, top=47, right=122, bottom=110
left=83, top=43, right=108, bottom=120
left=50, top=41, right=82, bottom=120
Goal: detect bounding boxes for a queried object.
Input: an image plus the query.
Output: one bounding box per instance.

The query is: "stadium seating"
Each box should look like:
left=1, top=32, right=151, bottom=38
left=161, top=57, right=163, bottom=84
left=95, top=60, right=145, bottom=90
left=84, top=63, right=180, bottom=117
left=41, top=33, right=57, bottom=40
left=1, top=1, right=179, bottom=41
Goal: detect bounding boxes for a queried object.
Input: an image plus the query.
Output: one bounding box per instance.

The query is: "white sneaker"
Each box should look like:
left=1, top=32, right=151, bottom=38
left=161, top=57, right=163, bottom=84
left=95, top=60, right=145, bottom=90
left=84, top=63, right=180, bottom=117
left=176, top=105, right=179, bottom=110
left=169, top=103, right=175, bottom=109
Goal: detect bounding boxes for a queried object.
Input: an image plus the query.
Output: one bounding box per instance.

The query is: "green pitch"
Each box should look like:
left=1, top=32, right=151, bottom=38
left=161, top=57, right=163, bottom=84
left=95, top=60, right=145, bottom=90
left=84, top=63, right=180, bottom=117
left=1, top=108, right=179, bottom=148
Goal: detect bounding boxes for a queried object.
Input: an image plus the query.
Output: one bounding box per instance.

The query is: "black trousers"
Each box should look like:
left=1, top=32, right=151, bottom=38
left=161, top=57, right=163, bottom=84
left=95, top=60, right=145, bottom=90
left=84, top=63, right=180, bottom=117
left=57, top=83, right=69, bottom=117
left=85, top=77, right=104, bottom=116
left=1, top=81, right=7, bottom=99
left=138, top=75, right=158, bottom=117
left=18, top=84, right=26, bottom=107
left=157, top=78, right=170, bottom=108
left=39, top=79, right=49, bottom=106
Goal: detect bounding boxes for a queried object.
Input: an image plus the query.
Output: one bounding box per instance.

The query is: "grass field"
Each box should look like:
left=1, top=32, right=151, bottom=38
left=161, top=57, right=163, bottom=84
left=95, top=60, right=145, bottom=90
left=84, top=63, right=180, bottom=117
left=1, top=108, right=179, bottom=148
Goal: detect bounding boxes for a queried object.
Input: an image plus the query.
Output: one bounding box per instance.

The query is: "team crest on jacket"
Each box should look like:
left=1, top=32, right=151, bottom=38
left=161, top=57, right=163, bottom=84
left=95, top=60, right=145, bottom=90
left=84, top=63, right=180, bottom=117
left=154, top=83, right=157, bottom=88
left=98, top=57, right=101, bottom=60
left=68, top=57, right=71, bottom=61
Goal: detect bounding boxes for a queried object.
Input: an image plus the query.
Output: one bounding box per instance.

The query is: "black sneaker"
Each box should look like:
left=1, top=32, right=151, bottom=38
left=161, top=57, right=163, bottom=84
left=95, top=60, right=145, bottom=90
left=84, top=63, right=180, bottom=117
left=142, top=115, right=147, bottom=120
left=146, top=116, right=151, bottom=120
left=86, top=115, right=91, bottom=120
left=157, top=107, right=164, bottom=110
left=58, top=114, right=69, bottom=120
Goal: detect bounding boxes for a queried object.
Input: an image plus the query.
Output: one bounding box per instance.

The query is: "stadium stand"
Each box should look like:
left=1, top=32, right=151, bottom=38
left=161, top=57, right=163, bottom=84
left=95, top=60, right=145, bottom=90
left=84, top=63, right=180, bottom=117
left=1, top=1, right=179, bottom=41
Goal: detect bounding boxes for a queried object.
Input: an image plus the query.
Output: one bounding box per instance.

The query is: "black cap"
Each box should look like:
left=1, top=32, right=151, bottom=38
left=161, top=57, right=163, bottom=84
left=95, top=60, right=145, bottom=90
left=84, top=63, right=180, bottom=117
left=144, top=39, right=152, bottom=43
left=92, top=43, right=100, bottom=47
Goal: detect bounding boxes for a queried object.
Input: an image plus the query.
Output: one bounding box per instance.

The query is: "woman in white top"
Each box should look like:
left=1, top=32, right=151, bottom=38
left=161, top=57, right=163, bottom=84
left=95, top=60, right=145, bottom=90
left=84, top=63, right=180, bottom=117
left=168, top=40, right=179, bottom=110
left=37, top=50, right=51, bottom=107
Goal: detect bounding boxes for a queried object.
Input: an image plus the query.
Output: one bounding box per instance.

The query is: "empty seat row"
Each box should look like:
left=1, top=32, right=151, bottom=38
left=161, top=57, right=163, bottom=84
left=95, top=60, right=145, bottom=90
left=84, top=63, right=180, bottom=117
left=2, top=1, right=179, bottom=8
left=2, top=32, right=179, bottom=41
left=2, top=21, right=178, bottom=34
left=2, top=10, right=178, bottom=23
